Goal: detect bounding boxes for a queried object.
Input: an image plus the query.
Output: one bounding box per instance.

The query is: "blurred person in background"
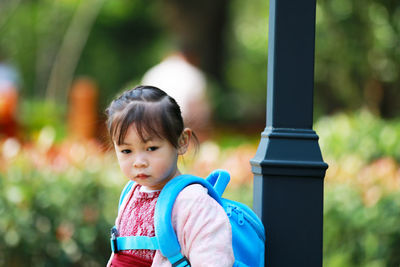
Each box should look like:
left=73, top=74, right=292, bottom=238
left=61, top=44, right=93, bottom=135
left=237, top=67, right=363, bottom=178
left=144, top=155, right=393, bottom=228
left=142, top=48, right=212, bottom=141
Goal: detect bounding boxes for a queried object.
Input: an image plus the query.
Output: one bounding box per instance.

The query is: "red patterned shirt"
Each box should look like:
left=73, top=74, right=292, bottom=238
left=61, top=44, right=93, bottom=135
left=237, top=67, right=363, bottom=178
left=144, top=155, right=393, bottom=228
left=117, top=185, right=160, bottom=262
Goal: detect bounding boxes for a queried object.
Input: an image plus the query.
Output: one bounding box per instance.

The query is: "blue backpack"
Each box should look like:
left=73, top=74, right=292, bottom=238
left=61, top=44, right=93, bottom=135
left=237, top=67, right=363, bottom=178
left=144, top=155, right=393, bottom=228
left=110, top=170, right=265, bottom=267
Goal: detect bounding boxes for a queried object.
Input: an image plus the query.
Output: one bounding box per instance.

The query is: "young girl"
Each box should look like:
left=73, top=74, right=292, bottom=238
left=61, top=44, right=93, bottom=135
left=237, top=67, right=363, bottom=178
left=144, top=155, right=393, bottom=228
left=105, top=85, right=234, bottom=267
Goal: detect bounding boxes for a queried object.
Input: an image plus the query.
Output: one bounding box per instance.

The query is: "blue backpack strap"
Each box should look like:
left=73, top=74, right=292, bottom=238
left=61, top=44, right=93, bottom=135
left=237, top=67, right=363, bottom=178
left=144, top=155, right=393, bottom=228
left=154, top=174, right=224, bottom=266
left=118, top=180, right=135, bottom=210
left=205, top=169, right=230, bottom=197
left=111, top=234, right=159, bottom=253
left=112, top=180, right=160, bottom=254
left=111, top=180, right=161, bottom=254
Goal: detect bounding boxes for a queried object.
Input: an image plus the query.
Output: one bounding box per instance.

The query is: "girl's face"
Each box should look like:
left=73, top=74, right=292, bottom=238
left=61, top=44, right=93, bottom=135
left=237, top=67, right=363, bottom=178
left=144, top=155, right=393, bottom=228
left=114, top=124, right=190, bottom=190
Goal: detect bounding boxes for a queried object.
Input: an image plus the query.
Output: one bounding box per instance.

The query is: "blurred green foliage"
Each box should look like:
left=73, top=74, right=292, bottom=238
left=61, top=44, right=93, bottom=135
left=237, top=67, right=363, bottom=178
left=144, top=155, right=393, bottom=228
left=316, top=110, right=400, bottom=162
left=314, top=0, right=400, bottom=118
left=1, top=112, right=400, bottom=266
left=0, top=0, right=166, bottom=108
left=324, top=185, right=400, bottom=267
left=1, top=1, right=400, bottom=265
left=318, top=111, right=400, bottom=266
left=77, top=0, right=167, bottom=108
left=0, top=147, right=124, bottom=266
left=223, top=0, right=268, bottom=121
left=2, top=161, right=400, bottom=266
left=1, top=0, right=400, bottom=122
left=19, top=99, right=67, bottom=142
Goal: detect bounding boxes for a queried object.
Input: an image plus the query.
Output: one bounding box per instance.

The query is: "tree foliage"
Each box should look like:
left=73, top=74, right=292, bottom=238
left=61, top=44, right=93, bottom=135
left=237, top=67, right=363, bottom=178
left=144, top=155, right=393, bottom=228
left=1, top=0, right=400, bottom=121
left=314, top=0, right=400, bottom=118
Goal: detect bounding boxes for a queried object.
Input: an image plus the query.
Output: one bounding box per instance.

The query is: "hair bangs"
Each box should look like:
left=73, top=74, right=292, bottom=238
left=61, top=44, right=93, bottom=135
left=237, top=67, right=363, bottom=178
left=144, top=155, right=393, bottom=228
left=110, top=102, right=166, bottom=145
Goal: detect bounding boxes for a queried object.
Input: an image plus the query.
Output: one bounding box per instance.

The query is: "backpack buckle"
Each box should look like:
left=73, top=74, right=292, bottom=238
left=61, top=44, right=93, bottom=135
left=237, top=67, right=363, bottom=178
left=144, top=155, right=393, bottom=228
left=172, top=256, right=191, bottom=267
left=110, top=227, right=118, bottom=253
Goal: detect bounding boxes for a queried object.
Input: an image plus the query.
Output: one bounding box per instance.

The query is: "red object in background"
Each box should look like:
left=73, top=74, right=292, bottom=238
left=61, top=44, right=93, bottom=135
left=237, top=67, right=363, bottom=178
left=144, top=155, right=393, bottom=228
left=0, top=83, right=18, bottom=137
left=68, top=77, right=99, bottom=141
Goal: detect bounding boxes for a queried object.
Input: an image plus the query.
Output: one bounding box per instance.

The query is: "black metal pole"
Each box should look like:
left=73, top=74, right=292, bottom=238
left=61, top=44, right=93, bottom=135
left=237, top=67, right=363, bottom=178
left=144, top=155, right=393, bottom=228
left=250, top=0, right=328, bottom=266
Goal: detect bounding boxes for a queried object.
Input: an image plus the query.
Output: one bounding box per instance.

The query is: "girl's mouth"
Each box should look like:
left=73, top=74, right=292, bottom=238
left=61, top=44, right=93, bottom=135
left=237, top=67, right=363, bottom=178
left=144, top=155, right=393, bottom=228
left=135, top=174, right=149, bottom=179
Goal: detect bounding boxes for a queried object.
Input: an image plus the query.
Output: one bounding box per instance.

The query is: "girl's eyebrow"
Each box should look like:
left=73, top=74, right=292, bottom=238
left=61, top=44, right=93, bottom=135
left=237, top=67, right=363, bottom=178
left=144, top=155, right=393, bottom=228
left=119, top=137, right=154, bottom=146
left=114, top=141, right=131, bottom=146
left=143, top=137, right=154, bottom=143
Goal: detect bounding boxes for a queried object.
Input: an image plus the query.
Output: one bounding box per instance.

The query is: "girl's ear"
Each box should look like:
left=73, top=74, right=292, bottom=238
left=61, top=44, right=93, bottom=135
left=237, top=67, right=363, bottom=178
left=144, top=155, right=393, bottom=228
left=177, top=128, right=192, bottom=155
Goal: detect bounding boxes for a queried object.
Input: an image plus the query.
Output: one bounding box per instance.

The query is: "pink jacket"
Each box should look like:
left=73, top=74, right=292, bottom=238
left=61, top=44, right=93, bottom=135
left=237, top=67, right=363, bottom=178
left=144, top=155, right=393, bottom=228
left=108, top=183, right=234, bottom=267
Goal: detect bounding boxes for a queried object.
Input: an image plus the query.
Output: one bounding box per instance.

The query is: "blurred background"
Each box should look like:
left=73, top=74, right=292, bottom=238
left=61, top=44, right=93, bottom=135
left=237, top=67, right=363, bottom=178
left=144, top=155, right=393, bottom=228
left=0, top=0, right=400, bottom=266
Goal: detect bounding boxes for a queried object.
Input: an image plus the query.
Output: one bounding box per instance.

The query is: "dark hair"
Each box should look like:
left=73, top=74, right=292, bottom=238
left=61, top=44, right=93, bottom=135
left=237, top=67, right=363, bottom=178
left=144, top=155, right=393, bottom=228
left=105, top=85, right=197, bottom=148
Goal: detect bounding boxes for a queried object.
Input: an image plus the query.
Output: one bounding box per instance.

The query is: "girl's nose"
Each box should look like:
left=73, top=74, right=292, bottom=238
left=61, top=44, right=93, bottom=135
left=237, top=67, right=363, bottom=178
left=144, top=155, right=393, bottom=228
left=133, top=155, right=148, bottom=168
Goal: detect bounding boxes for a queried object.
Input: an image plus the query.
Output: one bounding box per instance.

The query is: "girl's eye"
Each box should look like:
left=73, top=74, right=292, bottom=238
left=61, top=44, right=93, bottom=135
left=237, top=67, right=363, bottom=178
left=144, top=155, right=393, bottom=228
left=121, top=149, right=132, bottom=154
left=147, top=146, right=158, bottom=152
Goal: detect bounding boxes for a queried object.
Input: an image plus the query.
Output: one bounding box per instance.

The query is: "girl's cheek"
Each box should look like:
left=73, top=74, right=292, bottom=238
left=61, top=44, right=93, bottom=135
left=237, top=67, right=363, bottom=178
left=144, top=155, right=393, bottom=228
left=121, top=162, right=131, bottom=177
left=121, top=159, right=131, bottom=169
